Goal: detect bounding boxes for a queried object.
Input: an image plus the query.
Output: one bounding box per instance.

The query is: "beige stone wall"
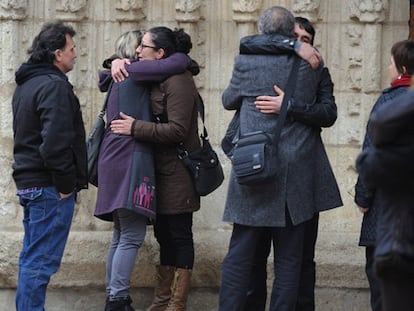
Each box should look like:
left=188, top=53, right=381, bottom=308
left=0, top=0, right=409, bottom=299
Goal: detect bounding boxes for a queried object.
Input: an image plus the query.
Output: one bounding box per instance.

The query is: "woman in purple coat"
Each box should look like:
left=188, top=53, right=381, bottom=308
left=111, top=27, right=201, bottom=311
left=93, top=30, right=191, bottom=311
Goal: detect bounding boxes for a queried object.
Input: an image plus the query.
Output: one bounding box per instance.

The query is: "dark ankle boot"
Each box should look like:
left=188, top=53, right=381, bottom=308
left=106, top=296, right=135, bottom=311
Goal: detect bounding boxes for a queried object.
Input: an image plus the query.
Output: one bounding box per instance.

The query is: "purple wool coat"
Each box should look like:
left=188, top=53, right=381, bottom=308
left=94, top=53, right=190, bottom=222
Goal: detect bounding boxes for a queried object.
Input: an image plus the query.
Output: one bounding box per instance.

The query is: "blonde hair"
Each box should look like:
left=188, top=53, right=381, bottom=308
left=114, top=30, right=142, bottom=59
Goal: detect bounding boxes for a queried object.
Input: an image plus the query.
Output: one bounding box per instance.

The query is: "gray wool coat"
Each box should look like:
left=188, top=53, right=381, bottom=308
left=222, top=53, right=343, bottom=227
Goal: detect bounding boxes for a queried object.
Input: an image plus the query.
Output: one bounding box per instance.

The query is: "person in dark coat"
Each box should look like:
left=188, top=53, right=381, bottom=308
left=110, top=27, right=201, bottom=310
left=239, top=17, right=341, bottom=311
left=355, top=39, right=414, bottom=311
left=11, top=23, right=87, bottom=311
left=356, top=88, right=414, bottom=311
left=218, top=7, right=342, bottom=311
left=93, top=30, right=191, bottom=311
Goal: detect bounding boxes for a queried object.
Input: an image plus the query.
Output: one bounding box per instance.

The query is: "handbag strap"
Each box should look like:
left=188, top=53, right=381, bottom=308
left=271, top=56, right=301, bottom=145
left=196, top=93, right=209, bottom=139
left=235, top=56, right=300, bottom=144
left=99, top=80, right=114, bottom=115
left=176, top=93, right=209, bottom=159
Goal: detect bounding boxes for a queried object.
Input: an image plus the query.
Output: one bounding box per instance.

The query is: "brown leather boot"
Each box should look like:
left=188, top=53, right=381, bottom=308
left=146, top=265, right=175, bottom=311
left=165, top=268, right=192, bottom=311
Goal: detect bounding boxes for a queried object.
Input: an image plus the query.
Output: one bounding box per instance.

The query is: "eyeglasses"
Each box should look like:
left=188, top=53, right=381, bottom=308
left=140, top=43, right=158, bottom=50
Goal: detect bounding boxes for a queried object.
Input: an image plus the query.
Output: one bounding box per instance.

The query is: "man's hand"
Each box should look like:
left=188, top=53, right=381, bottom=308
left=110, top=112, right=135, bottom=135
left=296, top=42, right=321, bottom=69
left=111, top=58, right=131, bottom=82
left=59, top=192, right=73, bottom=199
left=255, top=85, right=285, bottom=114
left=357, top=205, right=369, bottom=214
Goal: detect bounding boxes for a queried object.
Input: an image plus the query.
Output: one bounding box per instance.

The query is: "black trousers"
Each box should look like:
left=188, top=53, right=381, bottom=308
left=365, top=246, right=382, bottom=311
left=376, top=254, right=414, bottom=311
left=244, top=214, right=319, bottom=311
left=153, top=213, right=194, bottom=269
left=219, top=217, right=306, bottom=311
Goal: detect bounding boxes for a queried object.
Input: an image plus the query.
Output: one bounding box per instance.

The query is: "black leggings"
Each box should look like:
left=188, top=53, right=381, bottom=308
left=154, top=213, right=194, bottom=269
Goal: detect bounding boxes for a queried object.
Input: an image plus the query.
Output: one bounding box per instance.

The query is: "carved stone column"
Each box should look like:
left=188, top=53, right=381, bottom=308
left=345, top=0, right=388, bottom=147
left=175, top=0, right=204, bottom=87
left=0, top=0, right=27, bottom=71
left=232, top=0, right=262, bottom=38
left=0, top=0, right=27, bottom=20
left=115, top=0, right=145, bottom=22
left=349, top=0, right=388, bottom=93
left=292, top=0, right=321, bottom=23
left=55, top=0, right=88, bottom=21
left=0, top=0, right=28, bottom=152
left=176, top=0, right=201, bottom=22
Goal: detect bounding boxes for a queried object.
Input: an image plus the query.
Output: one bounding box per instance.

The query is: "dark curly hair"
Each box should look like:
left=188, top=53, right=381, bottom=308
left=28, top=22, right=76, bottom=64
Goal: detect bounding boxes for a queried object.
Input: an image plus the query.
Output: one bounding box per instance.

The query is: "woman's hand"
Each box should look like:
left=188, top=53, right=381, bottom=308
left=111, top=58, right=131, bottom=82
left=255, top=85, right=284, bottom=114
left=110, top=112, right=135, bottom=135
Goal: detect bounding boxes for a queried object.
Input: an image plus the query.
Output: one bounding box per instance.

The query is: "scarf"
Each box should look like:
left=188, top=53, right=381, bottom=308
left=390, top=74, right=412, bottom=88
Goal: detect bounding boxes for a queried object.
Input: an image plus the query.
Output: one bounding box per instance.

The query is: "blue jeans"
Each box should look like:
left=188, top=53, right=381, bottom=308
left=15, top=186, right=75, bottom=311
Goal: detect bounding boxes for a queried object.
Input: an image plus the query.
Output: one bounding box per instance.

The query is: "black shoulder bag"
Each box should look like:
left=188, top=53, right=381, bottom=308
left=231, top=57, right=300, bottom=185
left=177, top=95, right=225, bottom=196
left=86, top=82, right=112, bottom=187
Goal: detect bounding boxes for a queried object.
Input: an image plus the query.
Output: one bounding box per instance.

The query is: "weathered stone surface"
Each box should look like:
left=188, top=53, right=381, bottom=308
left=0, top=0, right=410, bottom=310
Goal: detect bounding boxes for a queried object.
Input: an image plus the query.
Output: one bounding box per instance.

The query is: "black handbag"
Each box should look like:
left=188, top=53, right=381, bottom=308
left=86, top=83, right=112, bottom=187
left=177, top=95, right=225, bottom=196
left=231, top=130, right=277, bottom=185
left=231, top=57, right=300, bottom=185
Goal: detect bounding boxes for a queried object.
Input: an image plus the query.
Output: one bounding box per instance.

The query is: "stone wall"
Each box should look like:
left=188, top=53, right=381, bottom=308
left=0, top=0, right=409, bottom=310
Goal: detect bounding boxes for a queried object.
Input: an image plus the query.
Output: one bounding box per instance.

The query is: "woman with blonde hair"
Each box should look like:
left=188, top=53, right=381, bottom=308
left=94, top=30, right=193, bottom=311
left=111, top=26, right=201, bottom=311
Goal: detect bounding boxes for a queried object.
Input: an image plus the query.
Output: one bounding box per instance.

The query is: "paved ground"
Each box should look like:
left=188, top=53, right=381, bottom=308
left=1, top=286, right=370, bottom=311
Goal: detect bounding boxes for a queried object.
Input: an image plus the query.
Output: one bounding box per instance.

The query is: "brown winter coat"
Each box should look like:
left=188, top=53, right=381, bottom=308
left=132, top=70, right=201, bottom=215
